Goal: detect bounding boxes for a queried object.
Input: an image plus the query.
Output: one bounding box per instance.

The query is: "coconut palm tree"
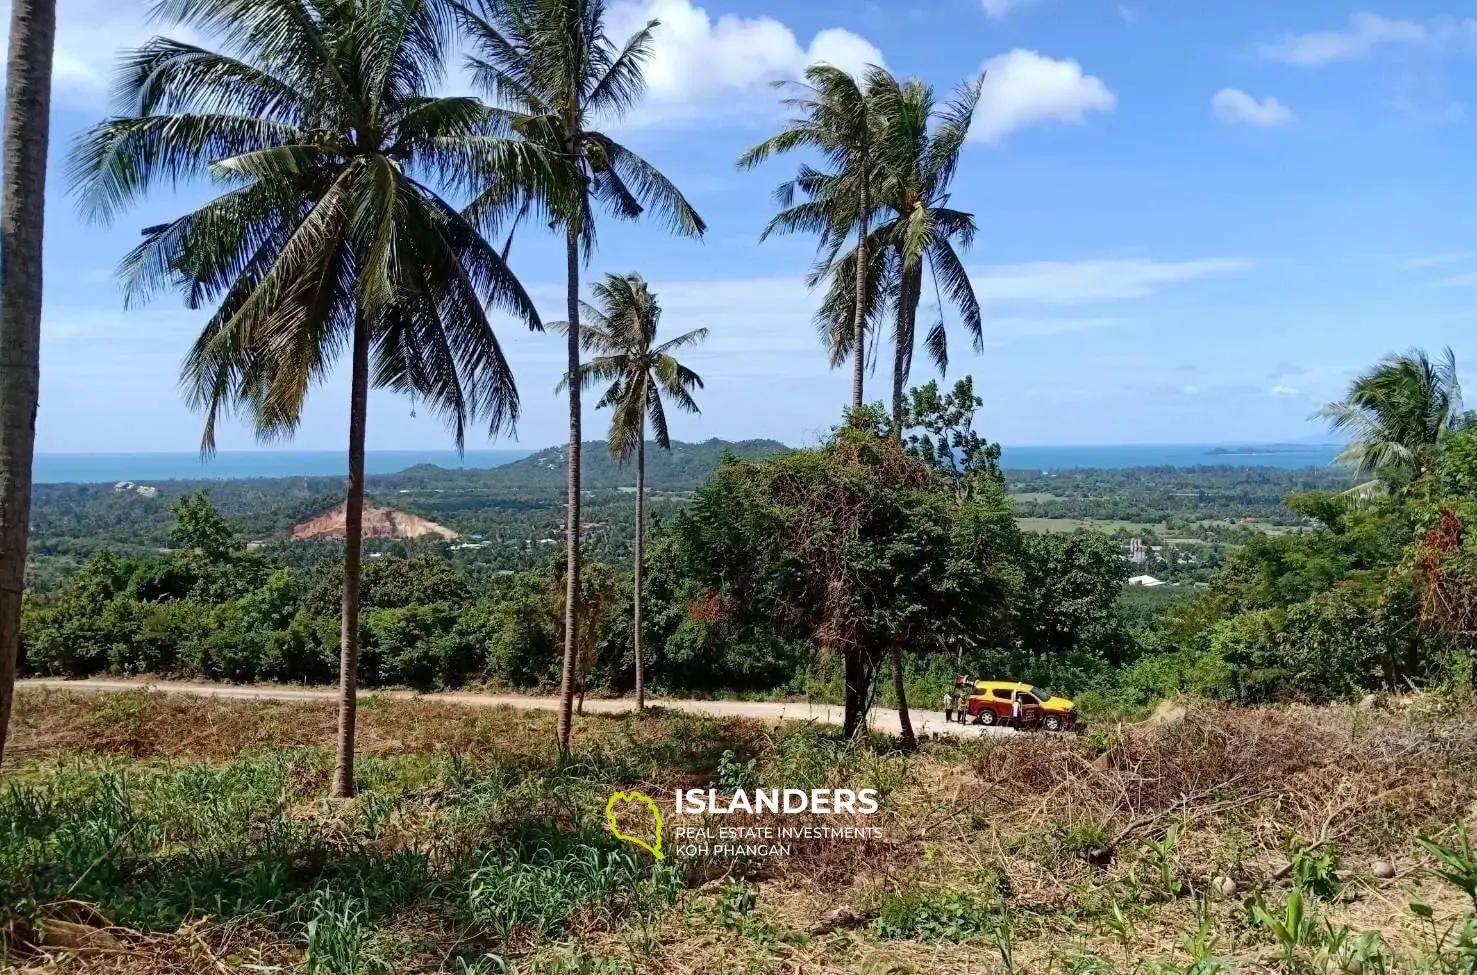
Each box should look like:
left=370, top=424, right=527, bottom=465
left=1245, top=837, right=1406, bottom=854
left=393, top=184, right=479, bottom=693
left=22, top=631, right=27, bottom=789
left=71, top=0, right=549, bottom=796
left=559, top=273, right=705, bottom=710
left=0, top=0, right=55, bottom=767
left=739, top=63, right=879, bottom=409
left=819, top=71, right=982, bottom=429
left=454, top=0, right=706, bottom=753
left=1316, top=347, right=1464, bottom=495
left=809, top=70, right=982, bottom=748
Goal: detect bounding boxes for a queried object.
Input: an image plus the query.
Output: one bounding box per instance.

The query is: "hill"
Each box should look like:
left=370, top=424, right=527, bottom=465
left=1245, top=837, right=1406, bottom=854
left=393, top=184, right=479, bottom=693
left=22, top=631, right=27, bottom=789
left=373, top=438, right=791, bottom=493
left=25, top=438, right=792, bottom=574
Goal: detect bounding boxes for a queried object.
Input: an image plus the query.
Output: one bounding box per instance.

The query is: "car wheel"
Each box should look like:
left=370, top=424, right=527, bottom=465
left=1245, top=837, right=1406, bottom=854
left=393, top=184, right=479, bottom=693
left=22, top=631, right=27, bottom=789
left=978, top=711, right=997, bottom=727
left=1044, top=715, right=1062, bottom=732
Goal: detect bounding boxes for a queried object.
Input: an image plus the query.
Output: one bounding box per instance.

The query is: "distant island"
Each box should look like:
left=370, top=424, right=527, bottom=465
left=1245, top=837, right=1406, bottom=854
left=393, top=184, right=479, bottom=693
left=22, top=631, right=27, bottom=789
left=1206, top=444, right=1337, bottom=457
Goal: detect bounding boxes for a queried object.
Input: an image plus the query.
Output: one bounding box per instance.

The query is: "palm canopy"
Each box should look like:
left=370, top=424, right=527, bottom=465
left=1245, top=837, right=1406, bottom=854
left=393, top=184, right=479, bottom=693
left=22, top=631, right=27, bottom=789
left=453, top=0, right=705, bottom=255
left=1317, top=346, right=1464, bottom=488
left=739, top=62, right=880, bottom=404
left=738, top=62, right=877, bottom=256
left=817, top=71, right=982, bottom=392
left=558, top=273, right=706, bottom=460
left=69, top=0, right=551, bottom=451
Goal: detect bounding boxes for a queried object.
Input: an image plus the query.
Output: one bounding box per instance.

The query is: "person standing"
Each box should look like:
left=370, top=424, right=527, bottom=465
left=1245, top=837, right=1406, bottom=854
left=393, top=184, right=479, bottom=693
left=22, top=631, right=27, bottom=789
left=944, top=690, right=955, bottom=724
left=1011, top=692, right=1022, bottom=730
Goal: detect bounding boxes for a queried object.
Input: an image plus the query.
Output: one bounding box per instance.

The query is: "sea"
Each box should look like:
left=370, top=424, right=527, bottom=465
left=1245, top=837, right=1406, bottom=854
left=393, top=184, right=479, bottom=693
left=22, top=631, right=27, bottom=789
left=30, top=443, right=1344, bottom=485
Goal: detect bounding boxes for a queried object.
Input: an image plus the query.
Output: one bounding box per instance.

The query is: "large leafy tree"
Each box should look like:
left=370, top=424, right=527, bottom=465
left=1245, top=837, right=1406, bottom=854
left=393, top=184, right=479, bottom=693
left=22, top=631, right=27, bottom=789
left=562, top=273, right=705, bottom=710
left=820, top=71, right=982, bottom=428
left=1317, top=347, right=1464, bottom=494
left=71, top=0, right=546, bottom=796
left=455, top=0, right=706, bottom=752
left=674, top=411, right=1018, bottom=738
left=739, top=64, right=878, bottom=409
left=0, top=0, right=55, bottom=766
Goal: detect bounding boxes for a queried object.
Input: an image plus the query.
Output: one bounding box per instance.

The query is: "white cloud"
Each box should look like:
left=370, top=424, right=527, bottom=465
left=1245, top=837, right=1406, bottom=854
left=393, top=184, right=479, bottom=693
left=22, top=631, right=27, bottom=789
left=971, top=50, right=1115, bottom=142
left=1271, top=385, right=1301, bottom=397
left=980, top=0, right=1045, bottom=20
left=1257, top=13, right=1429, bottom=66
left=1436, top=271, right=1477, bottom=287
left=0, top=0, right=201, bottom=102
left=971, top=258, right=1253, bottom=305
left=607, top=0, right=884, bottom=126
left=1212, top=88, right=1294, bottom=126
left=13, top=0, right=884, bottom=127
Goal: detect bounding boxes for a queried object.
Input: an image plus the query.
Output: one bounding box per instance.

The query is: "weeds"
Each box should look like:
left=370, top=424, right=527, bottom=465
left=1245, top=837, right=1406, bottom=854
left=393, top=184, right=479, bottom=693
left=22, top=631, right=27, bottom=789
left=8, top=690, right=1477, bottom=974
left=874, top=887, right=1000, bottom=941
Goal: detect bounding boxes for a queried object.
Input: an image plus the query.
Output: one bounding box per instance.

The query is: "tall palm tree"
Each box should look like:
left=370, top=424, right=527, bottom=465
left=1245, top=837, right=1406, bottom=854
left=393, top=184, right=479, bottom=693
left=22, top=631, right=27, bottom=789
left=1317, top=347, right=1464, bottom=494
left=739, top=63, right=878, bottom=410
left=71, top=0, right=547, bottom=796
left=455, top=0, right=706, bottom=753
left=820, top=71, right=983, bottom=429
left=811, top=70, right=982, bottom=748
left=560, top=273, right=705, bottom=711
left=0, top=0, right=55, bottom=767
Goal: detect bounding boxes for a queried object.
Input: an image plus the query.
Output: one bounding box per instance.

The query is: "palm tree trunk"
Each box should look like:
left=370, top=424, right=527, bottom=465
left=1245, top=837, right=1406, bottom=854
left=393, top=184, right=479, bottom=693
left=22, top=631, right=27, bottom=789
left=850, top=197, right=869, bottom=411
left=556, top=224, right=582, bottom=752
left=634, top=424, right=645, bottom=711
left=0, top=0, right=53, bottom=768
left=891, top=648, right=915, bottom=747
left=331, top=308, right=371, bottom=799
left=891, top=264, right=921, bottom=432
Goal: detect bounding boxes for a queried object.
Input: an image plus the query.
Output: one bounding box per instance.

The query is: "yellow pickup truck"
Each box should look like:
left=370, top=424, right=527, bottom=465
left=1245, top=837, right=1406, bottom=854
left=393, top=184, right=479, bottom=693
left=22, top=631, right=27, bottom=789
left=957, top=679, right=1077, bottom=731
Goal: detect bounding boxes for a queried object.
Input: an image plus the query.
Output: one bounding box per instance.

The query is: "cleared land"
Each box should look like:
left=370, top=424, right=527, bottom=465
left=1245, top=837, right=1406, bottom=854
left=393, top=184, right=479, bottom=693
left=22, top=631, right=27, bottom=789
left=4, top=688, right=1476, bottom=974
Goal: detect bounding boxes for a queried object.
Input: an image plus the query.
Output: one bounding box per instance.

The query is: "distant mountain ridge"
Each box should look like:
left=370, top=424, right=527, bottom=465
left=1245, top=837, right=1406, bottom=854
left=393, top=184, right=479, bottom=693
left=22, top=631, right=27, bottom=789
left=377, top=438, right=791, bottom=493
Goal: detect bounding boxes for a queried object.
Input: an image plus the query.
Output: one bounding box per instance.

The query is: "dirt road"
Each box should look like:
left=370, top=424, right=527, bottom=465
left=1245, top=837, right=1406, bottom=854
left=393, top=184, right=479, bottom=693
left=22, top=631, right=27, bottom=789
left=19, top=678, right=1015, bottom=740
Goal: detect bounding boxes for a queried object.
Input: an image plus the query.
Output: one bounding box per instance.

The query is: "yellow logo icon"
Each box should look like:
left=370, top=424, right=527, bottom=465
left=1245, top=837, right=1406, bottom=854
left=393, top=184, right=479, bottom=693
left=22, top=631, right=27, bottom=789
left=605, top=790, right=664, bottom=860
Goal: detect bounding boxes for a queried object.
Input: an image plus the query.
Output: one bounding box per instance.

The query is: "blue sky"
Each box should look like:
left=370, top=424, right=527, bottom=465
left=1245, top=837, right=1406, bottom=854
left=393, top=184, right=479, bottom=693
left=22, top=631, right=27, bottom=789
left=13, top=0, right=1477, bottom=453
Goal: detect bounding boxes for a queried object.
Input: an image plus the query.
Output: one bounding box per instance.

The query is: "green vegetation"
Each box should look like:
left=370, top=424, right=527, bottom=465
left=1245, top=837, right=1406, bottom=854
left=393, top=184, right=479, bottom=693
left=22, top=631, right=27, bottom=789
left=20, top=353, right=1477, bottom=726
left=7, top=689, right=1477, bottom=973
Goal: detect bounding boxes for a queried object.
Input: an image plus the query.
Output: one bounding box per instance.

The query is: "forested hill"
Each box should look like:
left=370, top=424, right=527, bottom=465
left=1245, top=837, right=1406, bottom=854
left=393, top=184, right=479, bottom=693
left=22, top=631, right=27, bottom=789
left=382, top=438, right=790, bottom=492
left=27, top=438, right=792, bottom=565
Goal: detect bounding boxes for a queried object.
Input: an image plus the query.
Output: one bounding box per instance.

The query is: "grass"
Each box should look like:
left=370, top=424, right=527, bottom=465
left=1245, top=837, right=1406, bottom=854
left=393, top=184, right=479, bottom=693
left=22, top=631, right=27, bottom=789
left=4, top=689, right=1477, bottom=973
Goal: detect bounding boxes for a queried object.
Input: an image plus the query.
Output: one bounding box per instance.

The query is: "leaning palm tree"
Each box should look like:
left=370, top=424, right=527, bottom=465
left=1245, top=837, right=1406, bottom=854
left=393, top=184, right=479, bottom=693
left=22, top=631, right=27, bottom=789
left=71, top=0, right=548, bottom=797
left=455, top=0, right=706, bottom=753
left=739, top=63, right=878, bottom=409
left=0, top=0, right=56, bottom=767
left=824, top=71, right=983, bottom=428
left=560, top=274, right=705, bottom=711
left=1316, top=347, right=1463, bottom=495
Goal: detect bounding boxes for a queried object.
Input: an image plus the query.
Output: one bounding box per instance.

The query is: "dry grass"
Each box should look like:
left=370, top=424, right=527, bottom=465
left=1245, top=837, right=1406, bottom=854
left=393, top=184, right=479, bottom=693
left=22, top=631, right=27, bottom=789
left=5, top=689, right=1477, bottom=974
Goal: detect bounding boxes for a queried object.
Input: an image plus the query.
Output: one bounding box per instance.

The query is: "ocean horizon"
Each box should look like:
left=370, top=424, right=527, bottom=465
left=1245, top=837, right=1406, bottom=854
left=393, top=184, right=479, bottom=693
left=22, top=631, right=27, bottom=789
left=31, top=442, right=1343, bottom=484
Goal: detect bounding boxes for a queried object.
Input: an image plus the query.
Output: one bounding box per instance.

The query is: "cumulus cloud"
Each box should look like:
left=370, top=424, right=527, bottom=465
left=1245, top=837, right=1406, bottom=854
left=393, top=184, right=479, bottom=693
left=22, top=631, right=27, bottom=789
left=980, top=0, right=1045, bottom=20
left=15, top=0, right=884, bottom=127
left=971, top=50, right=1115, bottom=142
left=1212, top=88, right=1294, bottom=126
left=606, top=0, right=884, bottom=126
left=1257, top=12, right=1429, bottom=66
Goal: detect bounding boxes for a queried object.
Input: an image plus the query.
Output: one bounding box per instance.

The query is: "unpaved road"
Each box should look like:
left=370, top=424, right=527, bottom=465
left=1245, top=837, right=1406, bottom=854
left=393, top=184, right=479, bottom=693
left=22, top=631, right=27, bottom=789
left=19, top=678, right=1016, bottom=740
